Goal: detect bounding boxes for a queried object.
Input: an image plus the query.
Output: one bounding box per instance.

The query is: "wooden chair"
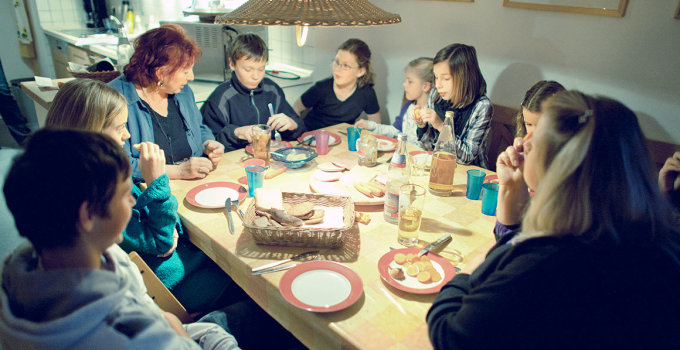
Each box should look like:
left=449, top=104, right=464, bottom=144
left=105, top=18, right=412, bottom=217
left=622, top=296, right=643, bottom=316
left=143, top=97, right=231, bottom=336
left=128, top=251, right=193, bottom=323
left=486, top=104, right=517, bottom=171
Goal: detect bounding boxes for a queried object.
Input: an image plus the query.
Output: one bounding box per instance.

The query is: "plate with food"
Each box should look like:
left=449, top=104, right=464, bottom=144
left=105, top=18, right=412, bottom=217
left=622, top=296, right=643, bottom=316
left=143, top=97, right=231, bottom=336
left=297, top=131, right=341, bottom=146
left=378, top=247, right=456, bottom=294
left=309, top=163, right=388, bottom=205
left=374, top=135, right=397, bottom=152
left=279, top=261, right=363, bottom=312
left=185, top=182, right=247, bottom=209
left=245, top=140, right=293, bottom=155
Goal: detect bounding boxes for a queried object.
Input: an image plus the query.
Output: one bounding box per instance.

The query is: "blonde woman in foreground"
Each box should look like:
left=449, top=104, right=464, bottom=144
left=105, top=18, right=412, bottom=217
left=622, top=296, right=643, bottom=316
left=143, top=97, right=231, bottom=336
left=427, top=90, right=680, bottom=349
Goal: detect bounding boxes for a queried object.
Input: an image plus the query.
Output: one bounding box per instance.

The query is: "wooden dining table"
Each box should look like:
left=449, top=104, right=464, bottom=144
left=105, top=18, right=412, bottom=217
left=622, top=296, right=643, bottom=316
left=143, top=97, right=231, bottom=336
left=167, top=123, right=496, bottom=350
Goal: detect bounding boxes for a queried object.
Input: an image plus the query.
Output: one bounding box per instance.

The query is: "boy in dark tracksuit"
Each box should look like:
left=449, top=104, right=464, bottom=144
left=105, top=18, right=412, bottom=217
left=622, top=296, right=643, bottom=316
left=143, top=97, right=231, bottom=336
left=201, top=34, right=303, bottom=152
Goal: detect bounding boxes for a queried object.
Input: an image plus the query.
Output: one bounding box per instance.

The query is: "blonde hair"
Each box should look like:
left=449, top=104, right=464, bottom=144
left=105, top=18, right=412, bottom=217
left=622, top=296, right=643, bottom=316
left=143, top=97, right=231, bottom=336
left=520, top=91, right=675, bottom=244
left=45, top=79, right=127, bottom=132
left=406, top=57, right=434, bottom=86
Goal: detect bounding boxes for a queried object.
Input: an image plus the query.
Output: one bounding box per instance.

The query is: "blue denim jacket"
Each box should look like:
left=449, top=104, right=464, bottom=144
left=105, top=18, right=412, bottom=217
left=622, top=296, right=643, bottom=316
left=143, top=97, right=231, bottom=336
left=109, top=75, right=215, bottom=182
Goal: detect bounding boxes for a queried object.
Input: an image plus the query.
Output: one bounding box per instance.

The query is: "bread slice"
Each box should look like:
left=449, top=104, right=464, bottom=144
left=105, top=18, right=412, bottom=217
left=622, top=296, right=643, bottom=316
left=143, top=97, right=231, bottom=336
left=254, top=188, right=283, bottom=211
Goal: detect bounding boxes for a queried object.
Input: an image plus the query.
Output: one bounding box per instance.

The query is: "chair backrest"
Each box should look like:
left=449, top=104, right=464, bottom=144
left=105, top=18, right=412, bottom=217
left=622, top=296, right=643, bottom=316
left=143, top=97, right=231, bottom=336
left=128, top=251, right=193, bottom=323
left=486, top=104, right=517, bottom=171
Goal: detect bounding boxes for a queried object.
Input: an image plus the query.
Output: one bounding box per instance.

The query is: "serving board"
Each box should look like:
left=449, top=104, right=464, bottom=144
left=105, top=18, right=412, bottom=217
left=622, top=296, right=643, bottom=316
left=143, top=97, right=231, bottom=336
left=309, top=163, right=388, bottom=206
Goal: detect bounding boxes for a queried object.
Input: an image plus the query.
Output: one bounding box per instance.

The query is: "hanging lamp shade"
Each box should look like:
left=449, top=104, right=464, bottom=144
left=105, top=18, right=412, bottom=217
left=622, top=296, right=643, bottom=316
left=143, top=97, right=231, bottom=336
left=214, top=0, right=401, bottom=26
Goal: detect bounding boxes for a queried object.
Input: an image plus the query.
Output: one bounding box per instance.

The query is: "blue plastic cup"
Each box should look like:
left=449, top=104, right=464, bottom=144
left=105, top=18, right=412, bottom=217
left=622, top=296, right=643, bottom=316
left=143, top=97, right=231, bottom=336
left=245, top=165, right=265, bottom=197
left=466, top=169, right=486, bottom=200
left=481, top=183, right=499, bottom=216
left=347, top=127, right=361, bottom=151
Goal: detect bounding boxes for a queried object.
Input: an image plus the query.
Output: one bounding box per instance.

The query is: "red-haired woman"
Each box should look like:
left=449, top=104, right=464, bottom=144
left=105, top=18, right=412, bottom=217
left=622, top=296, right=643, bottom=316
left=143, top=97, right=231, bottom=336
left=110, top=24, right=224, bottom=182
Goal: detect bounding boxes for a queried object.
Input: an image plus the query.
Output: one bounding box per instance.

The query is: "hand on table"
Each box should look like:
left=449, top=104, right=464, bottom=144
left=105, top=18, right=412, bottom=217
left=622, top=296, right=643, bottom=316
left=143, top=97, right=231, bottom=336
left=203, top=140, right=224, bottom=168
left=157, top=229, right=179, bottom=258
left=234, top=126, right=253, bottom=143
left=137, top=142, right=166, bottom=185
left=267, top=113, right=298, bottom=132
left=659, top=151, right=680, bottom=196
left=354, top=119, right=370, bottom=129
left=420, top=107, right=443, bottom=131
left=168, top=157, right=213, bottom=180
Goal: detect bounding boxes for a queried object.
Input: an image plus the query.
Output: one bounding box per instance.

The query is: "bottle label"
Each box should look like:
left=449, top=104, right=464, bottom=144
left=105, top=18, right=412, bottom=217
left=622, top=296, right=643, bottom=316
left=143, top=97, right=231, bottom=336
left=384, top=191, right=399, bottom=217
left=390, top=153, right=407, bottom=168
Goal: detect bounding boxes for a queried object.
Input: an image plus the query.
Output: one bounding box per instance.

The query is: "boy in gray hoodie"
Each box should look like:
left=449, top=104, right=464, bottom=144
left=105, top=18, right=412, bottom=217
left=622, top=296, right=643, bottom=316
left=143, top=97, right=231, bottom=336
left=0, top=129, right=239, bottom=350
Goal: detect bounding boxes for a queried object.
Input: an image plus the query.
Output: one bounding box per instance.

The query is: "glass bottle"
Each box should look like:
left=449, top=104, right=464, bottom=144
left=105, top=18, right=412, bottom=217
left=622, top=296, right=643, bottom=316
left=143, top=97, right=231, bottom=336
left=116, top=34, right=132, bottom=72
left=428, top=111, right=457, bottom=196
left=384, top=134, right=411, bottom=224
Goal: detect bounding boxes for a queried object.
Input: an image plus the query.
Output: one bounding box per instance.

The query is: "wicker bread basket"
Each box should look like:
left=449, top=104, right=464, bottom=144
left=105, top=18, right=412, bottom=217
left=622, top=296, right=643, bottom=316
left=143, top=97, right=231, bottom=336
left=67, top=68, right=121, bottom=83
left=244, top=192, right=355, bottom=248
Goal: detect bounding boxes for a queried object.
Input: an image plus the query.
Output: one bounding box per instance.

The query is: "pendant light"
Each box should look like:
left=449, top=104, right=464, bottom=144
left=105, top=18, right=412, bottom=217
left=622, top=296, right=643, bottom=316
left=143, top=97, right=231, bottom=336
left=214, top=0, right=401, bottom=46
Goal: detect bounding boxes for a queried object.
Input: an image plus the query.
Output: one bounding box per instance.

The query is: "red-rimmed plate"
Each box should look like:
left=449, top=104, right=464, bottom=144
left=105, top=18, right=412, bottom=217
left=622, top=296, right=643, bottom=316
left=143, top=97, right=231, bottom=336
left=409, top=150, right=433, bottom=169
left=245, top=141, right=293, bottom=155
left=185, top=182, right=247, bottom=209
left=297, top=131, right=341, bottom=147
left=378, top=247, right=456, bottom=294
left=374, top=135, right=397, bottom=152
left=279, top=261, right=363, bottom=312
left=484, top=174, right=498, bottom=184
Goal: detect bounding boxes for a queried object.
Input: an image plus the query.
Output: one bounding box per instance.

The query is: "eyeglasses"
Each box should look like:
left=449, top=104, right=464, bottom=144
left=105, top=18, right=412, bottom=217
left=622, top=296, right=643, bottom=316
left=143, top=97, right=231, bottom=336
left=332, top=59, right=357, bottom=71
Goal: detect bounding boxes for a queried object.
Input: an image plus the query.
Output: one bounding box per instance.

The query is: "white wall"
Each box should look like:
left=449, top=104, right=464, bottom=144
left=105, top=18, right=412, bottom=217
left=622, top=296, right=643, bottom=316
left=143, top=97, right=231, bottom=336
left=0, top=0, right=43, bottom=81
left=308, top=0, right=680, bottom=144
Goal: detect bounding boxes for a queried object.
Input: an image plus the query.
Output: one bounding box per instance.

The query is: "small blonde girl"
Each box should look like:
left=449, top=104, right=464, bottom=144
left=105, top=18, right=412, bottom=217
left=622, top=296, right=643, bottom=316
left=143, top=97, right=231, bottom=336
left=356, top=57, right=433, bottom=145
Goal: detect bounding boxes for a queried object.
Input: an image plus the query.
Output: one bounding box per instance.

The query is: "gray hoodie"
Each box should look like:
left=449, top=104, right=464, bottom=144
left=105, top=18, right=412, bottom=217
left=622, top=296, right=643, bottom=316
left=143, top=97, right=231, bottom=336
left=0, top=243, right=239, bottom=350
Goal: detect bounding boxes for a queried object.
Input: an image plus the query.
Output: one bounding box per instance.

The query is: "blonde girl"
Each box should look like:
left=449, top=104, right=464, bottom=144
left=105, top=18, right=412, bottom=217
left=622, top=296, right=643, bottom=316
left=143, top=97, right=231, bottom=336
left=418, top=43, right=492, bottom=168
left=427, top=90, right=680, bottom=349
left=294, top=38, right=381, bottom=131
left=45, top=79, right=238, bottom=314
left=356, top=57, right=433, bottom=145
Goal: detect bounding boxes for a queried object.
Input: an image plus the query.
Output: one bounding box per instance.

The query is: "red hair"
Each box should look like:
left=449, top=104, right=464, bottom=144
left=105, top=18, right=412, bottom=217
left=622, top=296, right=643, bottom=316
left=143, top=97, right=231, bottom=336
left=124, top=24, right=201, bottom=88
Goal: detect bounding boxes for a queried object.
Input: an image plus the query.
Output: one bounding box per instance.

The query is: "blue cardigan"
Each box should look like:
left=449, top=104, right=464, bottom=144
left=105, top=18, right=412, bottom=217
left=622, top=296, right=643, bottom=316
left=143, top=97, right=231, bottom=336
left=109, top=75, right=216, bottom=182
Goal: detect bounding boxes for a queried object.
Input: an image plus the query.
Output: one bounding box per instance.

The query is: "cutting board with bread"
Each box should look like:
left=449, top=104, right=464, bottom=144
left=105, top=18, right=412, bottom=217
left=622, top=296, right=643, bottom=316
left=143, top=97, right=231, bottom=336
left=309, top=163, right=388, bottom=206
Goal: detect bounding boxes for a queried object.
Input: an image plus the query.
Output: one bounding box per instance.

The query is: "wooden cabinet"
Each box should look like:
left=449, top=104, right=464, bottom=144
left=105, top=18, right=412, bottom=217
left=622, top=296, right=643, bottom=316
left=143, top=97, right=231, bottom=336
left=48, top=36, right=106, bottom=78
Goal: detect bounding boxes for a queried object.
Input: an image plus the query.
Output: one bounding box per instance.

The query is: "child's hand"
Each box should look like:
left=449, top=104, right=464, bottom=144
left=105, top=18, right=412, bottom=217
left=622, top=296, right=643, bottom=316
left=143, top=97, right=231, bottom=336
left=412, top=106, right=426, bottom=128
left=234, top=126, right=253, bottom=142
left=267, top=113, right=298, bottom=132
left=659, top=151, right=680, bottom=195
left=355, top=119, right=369, bottom=129
left=136, top=142, right=166, bottom=185
left=420, top=108, right=443, bottom=130
left=496, top=137, right=526, bottom=189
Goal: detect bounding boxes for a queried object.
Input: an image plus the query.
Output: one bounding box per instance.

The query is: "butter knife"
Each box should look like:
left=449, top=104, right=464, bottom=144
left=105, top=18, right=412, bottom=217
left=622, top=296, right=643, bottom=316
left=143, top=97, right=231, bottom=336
left=252, top=263, right=298, bottom=275
left=251, top=250, right=318, bottom=273
left=225, top=198, right=234, bottom=235
left=418, top=233, right=452, bottom=257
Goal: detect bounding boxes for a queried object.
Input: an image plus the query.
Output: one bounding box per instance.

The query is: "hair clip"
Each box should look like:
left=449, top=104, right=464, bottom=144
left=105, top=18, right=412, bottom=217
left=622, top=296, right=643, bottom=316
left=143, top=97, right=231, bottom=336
left=578, top=109, right=593, bottom=124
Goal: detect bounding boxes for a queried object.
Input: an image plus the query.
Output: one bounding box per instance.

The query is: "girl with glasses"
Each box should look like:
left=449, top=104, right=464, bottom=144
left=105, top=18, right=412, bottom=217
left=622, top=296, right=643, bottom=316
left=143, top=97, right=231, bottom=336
left=293, top=38, right=381, bottom=131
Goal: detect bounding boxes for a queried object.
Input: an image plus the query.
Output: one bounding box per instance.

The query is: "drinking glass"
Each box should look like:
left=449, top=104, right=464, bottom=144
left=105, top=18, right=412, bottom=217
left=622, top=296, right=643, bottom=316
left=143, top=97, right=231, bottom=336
left=347, top=127, right=361, bottom=151
left=481, top=183, right=499, bottom=216
left=466, top=169, right=486, bottom=200
left=411, top=153, right=428, bottom=176
left=357, top=134, right=377, bottom=167
left=398, top=184, right=426, bottom=246
left=315, top=130, right=330, bottom=155
left=251, top=124, right=271, bottom=166
left=245, top=165, right=265, bottom=197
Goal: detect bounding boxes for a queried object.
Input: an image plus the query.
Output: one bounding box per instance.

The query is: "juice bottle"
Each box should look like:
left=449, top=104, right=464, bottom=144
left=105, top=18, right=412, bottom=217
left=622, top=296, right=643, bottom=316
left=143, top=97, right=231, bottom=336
left=428, top=111, right=457, bottom=196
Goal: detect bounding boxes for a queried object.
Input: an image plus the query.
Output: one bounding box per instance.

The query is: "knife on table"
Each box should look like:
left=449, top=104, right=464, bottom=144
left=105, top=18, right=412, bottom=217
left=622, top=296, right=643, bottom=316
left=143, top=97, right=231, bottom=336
left=418, top=233, right=452, bottom=257
left=251, top=264, right=298, bottom=275
left=251, top=250, right=318, bottom=274
left=225, top=198, right=234, bottom=235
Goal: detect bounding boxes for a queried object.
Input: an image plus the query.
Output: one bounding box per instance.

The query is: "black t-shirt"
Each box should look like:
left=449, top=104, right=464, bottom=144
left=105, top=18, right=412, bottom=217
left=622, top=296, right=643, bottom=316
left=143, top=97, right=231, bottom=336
left=301, top=77, right=380, bottom=131
left=145, top=99, right=192, bottom=165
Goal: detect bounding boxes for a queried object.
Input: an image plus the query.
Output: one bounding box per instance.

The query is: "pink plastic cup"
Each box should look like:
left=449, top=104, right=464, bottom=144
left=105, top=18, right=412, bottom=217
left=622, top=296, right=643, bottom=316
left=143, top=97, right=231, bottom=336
left=315, top=130, right=330, bottom=155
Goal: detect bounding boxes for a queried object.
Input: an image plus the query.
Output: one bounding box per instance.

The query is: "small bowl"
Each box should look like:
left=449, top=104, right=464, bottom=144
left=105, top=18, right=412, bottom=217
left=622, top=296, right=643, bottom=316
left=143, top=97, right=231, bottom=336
left=270, top=147, right=318, bottom=168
